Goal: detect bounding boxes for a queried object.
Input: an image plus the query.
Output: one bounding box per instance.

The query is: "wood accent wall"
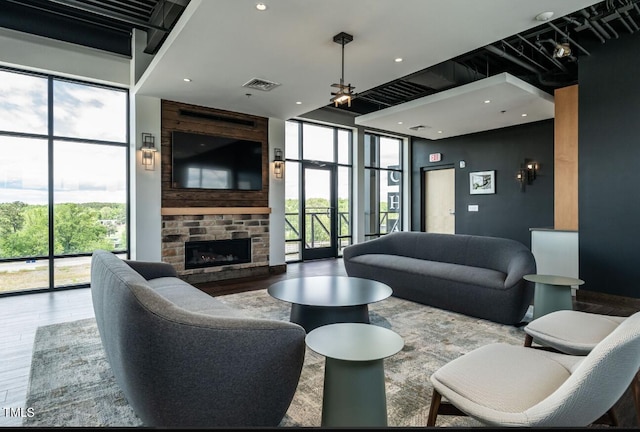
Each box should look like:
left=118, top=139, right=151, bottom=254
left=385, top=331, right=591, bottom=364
left=554, top=85, right=579, bottom=230
left=161, top=100, right=269, bottom=207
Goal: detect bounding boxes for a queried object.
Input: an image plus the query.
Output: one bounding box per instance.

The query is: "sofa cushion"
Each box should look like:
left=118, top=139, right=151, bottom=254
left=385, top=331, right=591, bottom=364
left=147, top=277, right=245, bottom=318
left=349, top=254, right=507, bottom=290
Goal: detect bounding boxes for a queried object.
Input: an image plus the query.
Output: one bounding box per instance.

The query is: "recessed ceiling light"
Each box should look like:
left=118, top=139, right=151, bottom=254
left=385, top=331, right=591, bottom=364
left=398, top=121, right=403, bottom=125
left=256, top=3, right=267, bottom=11
left=437, top=130, right=443, bottom=134
left=395, top=58, right=403, bottom=63
left=296, top=101, right=302, bottom=105
left=521, top=113, right=528, bottom=117
left=183, top=78, right=192, bottom=82
left=484, top=100, right=491, bottom=104
left=535, top=11, right=554, bottom=21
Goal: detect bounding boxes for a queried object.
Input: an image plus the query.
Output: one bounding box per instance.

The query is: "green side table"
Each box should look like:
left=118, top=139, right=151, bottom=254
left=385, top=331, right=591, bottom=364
left=524, top=274, right=585, bottom=320
left=305, top=323, right=404, bottom=427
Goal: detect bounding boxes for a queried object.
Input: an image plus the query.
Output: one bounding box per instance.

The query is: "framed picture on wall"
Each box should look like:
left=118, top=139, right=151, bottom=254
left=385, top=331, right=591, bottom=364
left=469, top=170, right=495, bottom=194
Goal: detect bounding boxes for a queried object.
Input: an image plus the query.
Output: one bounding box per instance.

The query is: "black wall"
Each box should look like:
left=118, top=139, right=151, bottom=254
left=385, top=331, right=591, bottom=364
left=579, top=31, right=640, bottom=298
left=412, top=120, right=554, bottom=248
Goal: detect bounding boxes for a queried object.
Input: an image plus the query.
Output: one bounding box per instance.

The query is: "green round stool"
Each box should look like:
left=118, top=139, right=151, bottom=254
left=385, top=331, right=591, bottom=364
left=305, top=323, right=404, bottom=427
left=524, top=274, right=584, bottom=320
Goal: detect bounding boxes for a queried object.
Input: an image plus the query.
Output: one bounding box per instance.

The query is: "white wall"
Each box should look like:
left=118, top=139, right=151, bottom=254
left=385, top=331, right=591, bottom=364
left=130, top=95, right=162, bottom=261
left=129, top=30, right=162, bottom=261
left=269, top=118, right=286, bottom=266
left=0, top=27, right=129, bottom=86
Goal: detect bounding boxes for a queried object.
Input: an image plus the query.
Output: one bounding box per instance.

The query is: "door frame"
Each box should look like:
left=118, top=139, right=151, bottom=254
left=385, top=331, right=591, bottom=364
left=301, top=161, right=338, bottom=260
left=420, top=164, right=456, bottom=233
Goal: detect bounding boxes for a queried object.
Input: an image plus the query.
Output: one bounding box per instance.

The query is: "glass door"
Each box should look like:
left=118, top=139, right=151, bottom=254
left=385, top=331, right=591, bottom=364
left=302, top=164, right=337, bottom=260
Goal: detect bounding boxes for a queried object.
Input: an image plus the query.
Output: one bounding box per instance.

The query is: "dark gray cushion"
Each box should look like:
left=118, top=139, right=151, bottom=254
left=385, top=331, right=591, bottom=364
left=146, top=277, right=244, bottom=317
left=349, top=254, right=507, bottom=289
left=123, top=259, right=178, bottom=279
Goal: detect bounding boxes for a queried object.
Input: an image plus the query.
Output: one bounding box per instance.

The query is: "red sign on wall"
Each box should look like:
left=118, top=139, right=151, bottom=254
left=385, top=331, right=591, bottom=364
left=429, top=153, right=442, bottom=162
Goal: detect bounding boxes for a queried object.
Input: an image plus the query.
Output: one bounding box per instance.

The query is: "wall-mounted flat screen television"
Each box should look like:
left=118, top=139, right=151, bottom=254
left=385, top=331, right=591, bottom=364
left=171, top=131, right=263, bottom=191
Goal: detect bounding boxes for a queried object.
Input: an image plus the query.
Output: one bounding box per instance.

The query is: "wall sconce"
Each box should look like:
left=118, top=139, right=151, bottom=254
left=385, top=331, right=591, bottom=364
left=273, top=148, right=284, bottom=179
left=140, top=133, right=157, bottom=171
left=525, top=159, right=538, bottom=183
left=516, top=159, right=539, bottom=191
left=516, top=169, right=526, bottom=191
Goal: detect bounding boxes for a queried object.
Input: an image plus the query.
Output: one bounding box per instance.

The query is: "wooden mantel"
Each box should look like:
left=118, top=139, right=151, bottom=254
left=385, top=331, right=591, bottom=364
left=161, top=207, right=271, bottom=216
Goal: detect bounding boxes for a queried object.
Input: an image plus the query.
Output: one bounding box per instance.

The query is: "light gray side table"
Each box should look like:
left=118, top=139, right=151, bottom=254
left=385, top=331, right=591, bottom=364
left=305, top=323, right=404, bottom=427
left=524, top=274, right=585, bottom=320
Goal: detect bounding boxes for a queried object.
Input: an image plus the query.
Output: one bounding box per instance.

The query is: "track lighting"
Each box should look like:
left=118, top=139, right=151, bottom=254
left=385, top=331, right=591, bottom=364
left=553, top=42, right=571, bottom=58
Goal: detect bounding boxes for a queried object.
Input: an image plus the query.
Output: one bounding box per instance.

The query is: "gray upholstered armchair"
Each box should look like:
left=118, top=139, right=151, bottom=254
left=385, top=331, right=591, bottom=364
left=90, top=250, right=306, bottom=428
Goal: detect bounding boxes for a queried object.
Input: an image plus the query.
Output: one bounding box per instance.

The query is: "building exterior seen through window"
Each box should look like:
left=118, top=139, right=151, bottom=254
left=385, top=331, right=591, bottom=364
left=364, top=133, right=403, bottom=240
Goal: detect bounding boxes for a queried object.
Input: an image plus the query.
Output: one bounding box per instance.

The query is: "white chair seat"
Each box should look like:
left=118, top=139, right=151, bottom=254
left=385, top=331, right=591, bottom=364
left=525, top=310, right=627, bottom=355
left=431, top=343, right=582, bottom=425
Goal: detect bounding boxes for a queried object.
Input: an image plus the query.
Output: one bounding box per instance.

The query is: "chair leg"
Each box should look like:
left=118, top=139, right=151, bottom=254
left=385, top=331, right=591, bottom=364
left=524, top=334, right=533, bottom=347
left=427, top=388, right=441, bottom=427
left=633, top=370, right=640, bottom=427
left=608, top=406, right=619, bottom=427
left=593, top=407, right=618, bottom=426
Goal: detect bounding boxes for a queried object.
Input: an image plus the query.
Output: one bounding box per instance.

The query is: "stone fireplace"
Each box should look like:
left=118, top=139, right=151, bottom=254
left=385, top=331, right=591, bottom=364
left=161, top=208, right=270, bottom=284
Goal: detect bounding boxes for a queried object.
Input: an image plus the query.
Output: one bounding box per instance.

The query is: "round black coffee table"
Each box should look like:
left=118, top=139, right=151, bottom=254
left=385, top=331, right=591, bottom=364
left=267, top=276, right=393, bottom=332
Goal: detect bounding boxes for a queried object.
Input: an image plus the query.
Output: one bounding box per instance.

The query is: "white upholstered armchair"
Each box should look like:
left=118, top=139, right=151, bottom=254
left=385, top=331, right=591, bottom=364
left=427, top=311, right=640, bottom=427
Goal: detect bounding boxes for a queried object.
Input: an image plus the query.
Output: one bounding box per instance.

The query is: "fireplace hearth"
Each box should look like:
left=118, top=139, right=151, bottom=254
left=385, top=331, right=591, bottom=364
left=185, top=239, right=251, bottom=270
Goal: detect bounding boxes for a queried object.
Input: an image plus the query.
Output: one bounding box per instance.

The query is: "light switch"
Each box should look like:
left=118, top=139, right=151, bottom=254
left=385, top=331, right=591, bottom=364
left=468, top=205, right=479, bottom=212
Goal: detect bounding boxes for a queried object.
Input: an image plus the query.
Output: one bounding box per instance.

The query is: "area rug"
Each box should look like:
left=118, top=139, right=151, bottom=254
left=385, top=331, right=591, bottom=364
left=24, top=290, right=536, bottom=427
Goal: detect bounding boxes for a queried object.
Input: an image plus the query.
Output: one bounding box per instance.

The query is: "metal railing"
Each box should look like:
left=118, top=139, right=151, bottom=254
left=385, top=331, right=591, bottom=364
left=285, top=209, right=399, bottom=243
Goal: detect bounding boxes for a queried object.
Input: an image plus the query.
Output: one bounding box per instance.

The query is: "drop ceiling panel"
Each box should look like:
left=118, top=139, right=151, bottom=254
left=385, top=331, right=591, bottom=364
left=355, top=73, right=555, bottom=140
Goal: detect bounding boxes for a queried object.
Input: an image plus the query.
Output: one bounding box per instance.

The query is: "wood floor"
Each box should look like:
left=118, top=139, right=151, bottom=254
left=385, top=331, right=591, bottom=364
left=0, top=257, right=635, bottom=427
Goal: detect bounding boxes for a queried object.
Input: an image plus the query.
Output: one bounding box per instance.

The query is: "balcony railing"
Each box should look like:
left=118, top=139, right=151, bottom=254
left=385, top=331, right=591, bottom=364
left=285, top=209, right=398, bottom=243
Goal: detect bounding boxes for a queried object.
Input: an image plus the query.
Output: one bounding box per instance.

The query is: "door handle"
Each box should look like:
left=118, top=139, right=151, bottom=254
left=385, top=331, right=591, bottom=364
left=449, top=209, right=455, bottom=215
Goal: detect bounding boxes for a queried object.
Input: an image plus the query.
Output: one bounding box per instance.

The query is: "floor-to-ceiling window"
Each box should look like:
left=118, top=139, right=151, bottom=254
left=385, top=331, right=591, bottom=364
left=0, top=68, right=128, bottom=295
left=364, top=133, right=403, bottom=240
left=284, top=120, right=352, bottom=262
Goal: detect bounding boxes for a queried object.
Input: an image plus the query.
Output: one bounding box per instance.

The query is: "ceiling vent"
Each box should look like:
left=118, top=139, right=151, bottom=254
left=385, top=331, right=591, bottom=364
left=409, top=125, right=430, bottom=131
left=242, top=78, right=281, bottom=91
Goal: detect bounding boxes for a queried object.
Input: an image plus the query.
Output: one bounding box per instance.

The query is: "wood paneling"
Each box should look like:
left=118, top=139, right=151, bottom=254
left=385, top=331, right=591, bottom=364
left=161, top=100, right=269, bottom=208
left=554, top=85, right=579, bottom=230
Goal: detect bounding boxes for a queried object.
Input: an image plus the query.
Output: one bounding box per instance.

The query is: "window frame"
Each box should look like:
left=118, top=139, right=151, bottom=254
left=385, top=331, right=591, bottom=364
left=0, top=66, right=130, bottom=295
left=363, top=132, right=404, bottom=240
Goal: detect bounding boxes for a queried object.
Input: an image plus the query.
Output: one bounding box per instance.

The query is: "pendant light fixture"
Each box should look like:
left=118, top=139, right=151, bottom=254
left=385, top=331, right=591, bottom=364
left=330, top=32, right=355, bottom=107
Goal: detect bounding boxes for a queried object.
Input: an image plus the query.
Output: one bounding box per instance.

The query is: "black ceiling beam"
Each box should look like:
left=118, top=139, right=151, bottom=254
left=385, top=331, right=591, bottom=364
left=382, top=84, right=421, bottom=98
left=499, top=39, right=550, bottom=73
left=82, top=0, right=153, bottom=21
left=44, top=0, right=170, bottom=32
left=144, top=0, right=188, bottom=54
left=395, top=81, right=431, bottom=93
left=353, top=95, right=393, bottom=107
left=0, top=0, right=132, bottom=56
left=516, top=34, right=568, bottom=72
